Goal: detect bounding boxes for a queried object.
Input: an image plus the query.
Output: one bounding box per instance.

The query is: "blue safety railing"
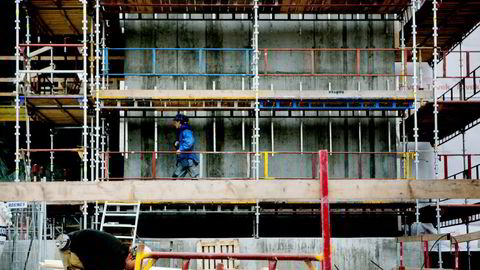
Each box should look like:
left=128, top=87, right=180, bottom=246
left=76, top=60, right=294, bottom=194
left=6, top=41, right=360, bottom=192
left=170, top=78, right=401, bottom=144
left=103, top=47, right=253, bottom=77
left=259, top=99, right=414, bottom=111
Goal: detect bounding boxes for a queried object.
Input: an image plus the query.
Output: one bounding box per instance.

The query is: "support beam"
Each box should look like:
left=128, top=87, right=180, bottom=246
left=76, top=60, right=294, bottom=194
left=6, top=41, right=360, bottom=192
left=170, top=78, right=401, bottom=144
left=454, top=231, right=480, bottom=243
left=1, top=180, right=480, bottom=202
left=397, top=234, right=450, bottom=243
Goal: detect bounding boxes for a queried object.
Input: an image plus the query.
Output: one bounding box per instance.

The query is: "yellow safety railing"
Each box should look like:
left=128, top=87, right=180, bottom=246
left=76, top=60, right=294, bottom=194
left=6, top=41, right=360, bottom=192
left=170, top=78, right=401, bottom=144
left=402, top=152, right=415, bottom=179
left=134, top=246, right=156, bottom=270
left=263, top=151, right=277, bottom=180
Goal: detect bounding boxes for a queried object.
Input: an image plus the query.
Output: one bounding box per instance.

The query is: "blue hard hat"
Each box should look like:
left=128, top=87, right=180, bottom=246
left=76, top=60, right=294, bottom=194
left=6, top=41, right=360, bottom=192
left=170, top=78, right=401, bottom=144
left=174, top=114, right=188, bottom=123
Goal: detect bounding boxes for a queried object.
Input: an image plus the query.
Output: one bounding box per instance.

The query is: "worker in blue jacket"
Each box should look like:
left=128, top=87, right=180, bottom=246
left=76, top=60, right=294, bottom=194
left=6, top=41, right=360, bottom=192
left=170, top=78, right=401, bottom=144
left=172, top=113, right=200, bottom=179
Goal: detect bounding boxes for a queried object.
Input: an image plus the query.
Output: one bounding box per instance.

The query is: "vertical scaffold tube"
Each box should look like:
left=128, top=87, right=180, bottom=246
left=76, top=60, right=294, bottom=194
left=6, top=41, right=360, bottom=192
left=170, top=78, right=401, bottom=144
left=253, top=0, right=260, bottom=181
left=101, top=23, right=106, bottom=90
left=432, top=0, right=439, bottom=177
left=25, top=14, right=31, bottom=182
left=90, top=118, right=95, bottom=182
left=411, top=0, right=421, bottom=225
left=50, top=130, right=54, bottom=181
left=101, top=118, right=105, bottom=181
left=14, top=0, right=21, bottom=182
left=400, top=17, right=406, bottom=90
left=252, top=0, right=260, bottom=239
left=432, top=0, right=443, bottom=267
left=95, top=0, right=101, bottom=181
left=82, top=0, right=88, bottom=182
left=90, top=17, right=94, bottom=96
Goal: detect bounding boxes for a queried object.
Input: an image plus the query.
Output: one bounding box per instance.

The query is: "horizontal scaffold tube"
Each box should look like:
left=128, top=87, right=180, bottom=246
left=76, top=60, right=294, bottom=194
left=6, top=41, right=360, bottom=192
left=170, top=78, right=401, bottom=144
left=143, top=252, right=323, bottom=261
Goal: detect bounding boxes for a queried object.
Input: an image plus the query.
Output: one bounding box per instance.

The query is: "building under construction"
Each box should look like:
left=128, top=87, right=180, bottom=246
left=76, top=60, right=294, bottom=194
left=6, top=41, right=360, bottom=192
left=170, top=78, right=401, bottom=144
left=1, top=0, right=480, bottom=269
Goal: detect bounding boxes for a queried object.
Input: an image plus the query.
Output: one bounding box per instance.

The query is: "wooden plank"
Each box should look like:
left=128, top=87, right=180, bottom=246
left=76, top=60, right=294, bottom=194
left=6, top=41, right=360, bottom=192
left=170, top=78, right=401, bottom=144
left=99, top=90, right=431, bottom=101
left=454, top=231, right=480, bottom=243
left=396, top=234, right=450, bottom=243
left=1, top=180, right=480, bottom=203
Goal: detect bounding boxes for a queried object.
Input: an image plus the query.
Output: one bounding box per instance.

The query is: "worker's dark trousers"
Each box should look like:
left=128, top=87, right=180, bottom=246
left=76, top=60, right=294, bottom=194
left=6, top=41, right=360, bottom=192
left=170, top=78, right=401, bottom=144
left=172, top=159, right=199, bottom=179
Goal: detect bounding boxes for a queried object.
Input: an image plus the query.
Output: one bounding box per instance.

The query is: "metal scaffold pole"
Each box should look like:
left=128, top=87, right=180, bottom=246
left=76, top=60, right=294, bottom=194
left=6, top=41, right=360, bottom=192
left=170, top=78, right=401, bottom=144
left=50, top=129, right=54, bottom=181
left=432, top=0, right=443, bottom=268
left=25, top=14, right=31, bottom=182
left=252, top=0, right=260, bottom=239
left=81, top=0, right=89, bottom=230
left=400, top=17, right=406, bottom=90
left=101, top=118, right=106, bottom=180
left=101, top=23, right=106, bottom=90
left=432, top=2, right=439, bottom=176
left=90, top=17, right=94, bottom=98
left=252, top=0, right=260, bottom=181
left=411, top=0, right=421, bottom=226
left=90, top=119, right=95, bottom=181
left=95, top=0, right=101, bottom=182
left=81, top=0, right=88, bottom=182
left=14, top=0, right=21, bottom=182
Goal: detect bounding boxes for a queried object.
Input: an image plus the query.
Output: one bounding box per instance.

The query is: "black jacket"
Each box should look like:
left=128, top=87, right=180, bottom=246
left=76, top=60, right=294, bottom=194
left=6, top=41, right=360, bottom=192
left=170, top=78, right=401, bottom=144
left=67, top=229, right=129, bottom=270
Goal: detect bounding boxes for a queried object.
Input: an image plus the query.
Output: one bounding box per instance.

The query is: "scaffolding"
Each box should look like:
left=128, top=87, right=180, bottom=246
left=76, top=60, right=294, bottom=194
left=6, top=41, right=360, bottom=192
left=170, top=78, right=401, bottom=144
left=5, top=0, right=480, bottom=269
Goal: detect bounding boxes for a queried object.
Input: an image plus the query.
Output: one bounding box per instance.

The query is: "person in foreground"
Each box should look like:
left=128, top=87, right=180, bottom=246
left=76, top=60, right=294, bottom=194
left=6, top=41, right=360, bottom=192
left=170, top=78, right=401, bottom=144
left=56, top=229, right=136, bottom=270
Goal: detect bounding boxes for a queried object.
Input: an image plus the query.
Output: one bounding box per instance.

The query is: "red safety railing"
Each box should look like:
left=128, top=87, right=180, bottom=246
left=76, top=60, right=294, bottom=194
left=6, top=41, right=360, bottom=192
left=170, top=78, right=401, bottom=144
left=440, top=153, right=480, bottom=180
left=18, top=148, right=414, bottom=181
left=398, top=234, right=460, bottom=270
left=441, top=51, right=480, bottom=79
left=20, top=148, right=84, bottom=181
left=133, top=150, right=331, bottom=270
left=259, top=48, right=413, bottom=78
left=102, top=150, right=412, bottom=181
left=134, top=248, right=323, bottom=270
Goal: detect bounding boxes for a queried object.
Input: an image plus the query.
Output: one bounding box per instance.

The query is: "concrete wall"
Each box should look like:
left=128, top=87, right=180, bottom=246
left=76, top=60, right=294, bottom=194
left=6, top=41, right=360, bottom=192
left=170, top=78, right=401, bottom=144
left=0, top=238, right=423, bottom=270
left=121, top=20, right=398, bottom=180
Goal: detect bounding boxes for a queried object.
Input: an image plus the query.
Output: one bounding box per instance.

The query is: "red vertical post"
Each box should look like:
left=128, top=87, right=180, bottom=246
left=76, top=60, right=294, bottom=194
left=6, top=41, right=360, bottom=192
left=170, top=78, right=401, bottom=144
left=443, top=156, right=448, bottom=179
left=319, top=150, right=331, bottom=270
left=454, top=242, right=460, bottom=270
left=356, top=49, right=360, bottom=76
left=268, top=260, right=277, bottom=270
left=466, top=52, right=471, bottom=75
left=182, top=259, right=190, bottom=270
left=468, top=154, right=472, bottom=179
left=423, top=241, right=430, bottom=268
left=404, top=50, right=409, bottom=78
left=399, top=241, right=404, bottom=270
left=311, top=50, right=315, bottom=74
left=264, top=49, right=268, bottom=74
left=152, top=152, right=157, bottom=179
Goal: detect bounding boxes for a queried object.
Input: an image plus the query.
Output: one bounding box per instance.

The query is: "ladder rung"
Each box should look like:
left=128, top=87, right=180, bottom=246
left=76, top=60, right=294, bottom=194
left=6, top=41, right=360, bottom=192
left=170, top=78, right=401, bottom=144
left=105, top=213, right=138, bottom=217
left=103, top=224, right=136, bottom=228
left=115, top=235, right=135, bottom=239
left=106, top=203, right=140, bottom=206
